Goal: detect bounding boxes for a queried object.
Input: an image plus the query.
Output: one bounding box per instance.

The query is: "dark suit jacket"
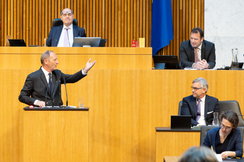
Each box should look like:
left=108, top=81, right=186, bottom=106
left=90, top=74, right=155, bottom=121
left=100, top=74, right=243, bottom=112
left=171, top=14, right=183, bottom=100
left=179, top=40, right=216, bottom=69
left=46, top=25, right=86, bottom=47
left=202, top=127, right=243, bottom=157
left=181, top=95, right=220, bottom=126
left=19, top=67, right=86, bottom=106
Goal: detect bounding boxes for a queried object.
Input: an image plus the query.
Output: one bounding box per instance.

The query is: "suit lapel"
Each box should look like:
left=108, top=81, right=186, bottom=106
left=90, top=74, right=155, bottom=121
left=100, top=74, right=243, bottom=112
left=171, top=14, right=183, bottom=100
left=204, top=95, right=209, bottom=119
left=51, top=71, right=61, bottom=96
left=55, top=26, right=63, bottom=46
left=73, top=25, right=78, bottom=38
left=188, top=40, right=195, bottom=62
left=201, top=40, right=205, bottom=60
left=190, top=96, right=198, bottom=117
left=39, top=68, right=49, bottom=97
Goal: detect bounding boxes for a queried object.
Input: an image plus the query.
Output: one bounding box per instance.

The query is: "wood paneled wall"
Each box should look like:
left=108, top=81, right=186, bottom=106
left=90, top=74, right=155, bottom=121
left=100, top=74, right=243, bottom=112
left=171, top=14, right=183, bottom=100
left=158, top=0, right=204, bottom=56
left=0, top=0, right=152, bottom=47
left=0, top=0, right=204, bottom=56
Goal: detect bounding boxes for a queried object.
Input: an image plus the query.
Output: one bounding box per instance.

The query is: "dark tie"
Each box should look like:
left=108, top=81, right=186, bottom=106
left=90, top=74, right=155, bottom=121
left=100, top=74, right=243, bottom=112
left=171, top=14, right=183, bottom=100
left=48, top=73, right=52, bottom=95
left=196, top=99, right=201, bottom=121
left=194, top=48, right=200, bottom=63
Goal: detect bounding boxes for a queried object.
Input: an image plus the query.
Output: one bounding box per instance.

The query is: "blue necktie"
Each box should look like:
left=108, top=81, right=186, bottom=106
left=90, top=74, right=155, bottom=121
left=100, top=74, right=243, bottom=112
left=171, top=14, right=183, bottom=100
left=48, top=73, right=52, bottom=95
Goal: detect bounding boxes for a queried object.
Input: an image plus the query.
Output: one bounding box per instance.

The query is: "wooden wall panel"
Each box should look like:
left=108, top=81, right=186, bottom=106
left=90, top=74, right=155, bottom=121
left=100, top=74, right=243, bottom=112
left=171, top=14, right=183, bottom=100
left=0, top=0, right=152, bottom=48
left=159, top=0, right=204, bottom=57
left=1, top=68, right=244, bottom=162
left=0, top=0, right=203, bottom=53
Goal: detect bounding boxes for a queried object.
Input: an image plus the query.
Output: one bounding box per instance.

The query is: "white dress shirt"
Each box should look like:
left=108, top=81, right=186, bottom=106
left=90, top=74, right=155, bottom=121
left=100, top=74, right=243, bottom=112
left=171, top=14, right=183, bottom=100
left=57, top=24, right=74, bottom=47
left=197, top=95, right=206, bottom=125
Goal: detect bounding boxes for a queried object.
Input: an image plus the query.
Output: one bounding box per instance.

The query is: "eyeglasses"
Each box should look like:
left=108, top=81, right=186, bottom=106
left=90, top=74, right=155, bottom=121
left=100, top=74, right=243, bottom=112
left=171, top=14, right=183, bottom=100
left=220, top=123, right=232, bottom=131
left=61, top=12, right=73, bottom=17
left=191, top=86, right=202, bottom=91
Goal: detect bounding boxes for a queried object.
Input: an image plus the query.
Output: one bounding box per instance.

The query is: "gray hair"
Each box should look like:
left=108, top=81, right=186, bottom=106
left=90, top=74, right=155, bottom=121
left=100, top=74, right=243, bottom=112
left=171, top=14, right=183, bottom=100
left=193, top=77, right=208, bottom=92
left=178, top=146, right=218, bottom=162
left=40, top=50, right=53, bottom=64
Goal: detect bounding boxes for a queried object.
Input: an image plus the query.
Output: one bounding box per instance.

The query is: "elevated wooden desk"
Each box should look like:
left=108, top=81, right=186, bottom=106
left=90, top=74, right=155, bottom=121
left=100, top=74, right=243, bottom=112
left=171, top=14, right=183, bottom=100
left=0, top=47, right=152, bottom=69
left=156, top=127, right=200, bottom=162
left=23, top=107, right=89, bottom=162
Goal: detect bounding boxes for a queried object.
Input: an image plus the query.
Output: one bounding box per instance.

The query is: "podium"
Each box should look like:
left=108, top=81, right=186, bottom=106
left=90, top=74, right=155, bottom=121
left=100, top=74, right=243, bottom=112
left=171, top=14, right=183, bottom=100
left=155, top=127, right=200, bottom=162
left=23, top=107, right=89, bottom=162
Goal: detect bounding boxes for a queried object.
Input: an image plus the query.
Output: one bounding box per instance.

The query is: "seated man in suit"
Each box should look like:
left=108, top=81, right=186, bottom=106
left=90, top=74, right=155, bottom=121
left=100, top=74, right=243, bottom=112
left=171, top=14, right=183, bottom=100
left=181, top=77, right=220, bottom=126
left=19, top=50, right=96, bottom=107
left=46, top=8, right=86, bottom=47
left=179, top=27, right=216, bottom=69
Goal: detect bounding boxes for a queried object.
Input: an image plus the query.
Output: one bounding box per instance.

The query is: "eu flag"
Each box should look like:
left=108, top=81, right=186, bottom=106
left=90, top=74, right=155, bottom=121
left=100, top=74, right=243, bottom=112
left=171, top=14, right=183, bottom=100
left=151, top=0, right=173, bottom=55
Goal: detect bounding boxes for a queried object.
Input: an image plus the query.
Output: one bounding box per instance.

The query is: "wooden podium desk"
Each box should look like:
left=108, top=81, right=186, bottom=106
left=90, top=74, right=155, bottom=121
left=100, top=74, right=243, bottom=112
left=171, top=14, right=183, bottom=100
left=0, top=47, right=152, bottom=69
left=156, top=127, right=200, bottom=162
left=23, top=107, right=89, bottom=162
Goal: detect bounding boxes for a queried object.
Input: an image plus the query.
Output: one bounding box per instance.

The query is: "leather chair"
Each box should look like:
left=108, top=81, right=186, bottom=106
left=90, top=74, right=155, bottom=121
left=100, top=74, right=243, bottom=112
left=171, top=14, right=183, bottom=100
left=52, top=18, right=78, bottom=27
left=178, top=101, right=182, bottom=115
left=219, top=100, right=244, bottom=126
left=200, top=126, right=244, bottom=145
left=200, top=126, right=219, bottom=145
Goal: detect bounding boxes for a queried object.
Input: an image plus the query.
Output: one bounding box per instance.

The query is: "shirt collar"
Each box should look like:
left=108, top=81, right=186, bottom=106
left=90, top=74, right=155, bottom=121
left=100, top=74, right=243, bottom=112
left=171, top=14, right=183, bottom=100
left=197, top=43, right=202, bottom=50
left=63, top=24, right=73, bottom=29
left=197, top=95, right=206, bottom=102
left=41, top=66, right=51, bottom=76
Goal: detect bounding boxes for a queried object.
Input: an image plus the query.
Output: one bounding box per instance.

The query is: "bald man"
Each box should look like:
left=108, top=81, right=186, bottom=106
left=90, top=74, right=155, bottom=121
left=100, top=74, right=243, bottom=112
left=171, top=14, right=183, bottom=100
left=46, top=8, right=86, bottom=47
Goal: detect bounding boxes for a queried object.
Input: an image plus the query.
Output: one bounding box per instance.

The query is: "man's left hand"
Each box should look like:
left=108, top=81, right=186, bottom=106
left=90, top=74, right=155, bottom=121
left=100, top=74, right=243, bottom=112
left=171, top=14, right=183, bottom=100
left=199, top=59, right=209, bottom=69
left=83, top=58, right=96, bottom=73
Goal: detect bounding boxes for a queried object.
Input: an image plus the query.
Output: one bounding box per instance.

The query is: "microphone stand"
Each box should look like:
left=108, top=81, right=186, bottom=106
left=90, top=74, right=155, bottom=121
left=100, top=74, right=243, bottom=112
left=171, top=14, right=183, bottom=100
left=62, top=75, right=69, bottom=108
left=52, top=81, right=58, bottom=108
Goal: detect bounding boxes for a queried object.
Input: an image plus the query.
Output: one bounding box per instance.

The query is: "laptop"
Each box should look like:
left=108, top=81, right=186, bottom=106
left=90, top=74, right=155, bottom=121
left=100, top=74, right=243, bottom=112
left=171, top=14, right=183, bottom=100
left=72, top=37, right=101, bottom=47
left=9, top=39, right=26, bottom=46
left=153, top=55, right=179, bottom=69
left=171, top=115, right=191, bottom=129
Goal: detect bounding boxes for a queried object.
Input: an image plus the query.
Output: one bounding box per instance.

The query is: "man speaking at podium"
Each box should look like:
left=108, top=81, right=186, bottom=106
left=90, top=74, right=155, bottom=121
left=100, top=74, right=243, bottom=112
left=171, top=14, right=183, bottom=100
left=18, top=50, right=96, bottom=107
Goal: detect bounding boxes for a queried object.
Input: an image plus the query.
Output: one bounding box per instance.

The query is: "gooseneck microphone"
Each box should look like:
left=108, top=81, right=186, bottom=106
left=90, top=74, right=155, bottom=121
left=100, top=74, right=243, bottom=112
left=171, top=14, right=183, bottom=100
left=58, top=80, right=62, bottom=107
left=45, top=86, right=49, bottom=106
left=52, top=81, right=58, bottom=107
left=62, top=75, right=68, bottom=107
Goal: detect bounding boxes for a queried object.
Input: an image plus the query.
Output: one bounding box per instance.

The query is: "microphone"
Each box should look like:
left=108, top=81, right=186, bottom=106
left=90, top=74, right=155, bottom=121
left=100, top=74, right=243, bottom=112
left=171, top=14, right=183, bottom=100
left=52, top=81, right=58, bottom=107
left=62, top=75, right=68, bottom=107
left=45, top=86, right=49, bottom=106
left=58, top=80, right=62, bottom=107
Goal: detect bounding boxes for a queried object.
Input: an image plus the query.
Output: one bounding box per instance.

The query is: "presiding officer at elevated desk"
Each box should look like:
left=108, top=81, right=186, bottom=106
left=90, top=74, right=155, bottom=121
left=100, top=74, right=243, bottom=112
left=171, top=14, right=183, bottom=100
left=46, top=8, right=86, bottom=47
left=181, top=78, right=220, bottom=126
left=203, top=111, right=243, bottom=159
left=179, top=27, right=216, bottom=69
left=19, top=50, right=96, bottom=107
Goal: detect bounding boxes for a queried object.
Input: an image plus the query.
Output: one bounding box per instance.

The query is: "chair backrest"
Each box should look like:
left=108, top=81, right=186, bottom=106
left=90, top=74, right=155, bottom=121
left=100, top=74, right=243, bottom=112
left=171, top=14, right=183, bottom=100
left=219, top=100, right=244, bottom=126
left=178, top=101, right=182, bottom=115
left=200, top=126, right=219, bottom=145
left=52, top=18, right=78, bottom=27
left=200, top=126, right=244, bottom=145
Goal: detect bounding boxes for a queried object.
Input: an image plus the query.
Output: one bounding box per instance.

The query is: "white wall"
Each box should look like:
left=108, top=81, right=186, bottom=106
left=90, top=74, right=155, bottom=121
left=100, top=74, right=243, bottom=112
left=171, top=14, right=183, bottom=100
left=205, top=0, right=244, bottom=68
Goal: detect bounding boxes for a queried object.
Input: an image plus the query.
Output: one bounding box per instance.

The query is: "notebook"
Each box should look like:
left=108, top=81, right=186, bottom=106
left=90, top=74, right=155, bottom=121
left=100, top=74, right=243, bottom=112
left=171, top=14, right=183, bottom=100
left=8, top=39, right=26, bottom=46
left=171, top=115, right=191, bottom=129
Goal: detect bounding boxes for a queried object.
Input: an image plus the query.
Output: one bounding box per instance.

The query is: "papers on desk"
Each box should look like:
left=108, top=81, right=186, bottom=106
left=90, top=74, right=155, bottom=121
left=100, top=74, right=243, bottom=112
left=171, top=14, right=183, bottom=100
left=192, top=125, right=201, bottom=130
left=184, top=67, right=198, bottom=70
left=216, top=154, right=222, bottom=161
left=184, top=67, right=216, bottom=70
